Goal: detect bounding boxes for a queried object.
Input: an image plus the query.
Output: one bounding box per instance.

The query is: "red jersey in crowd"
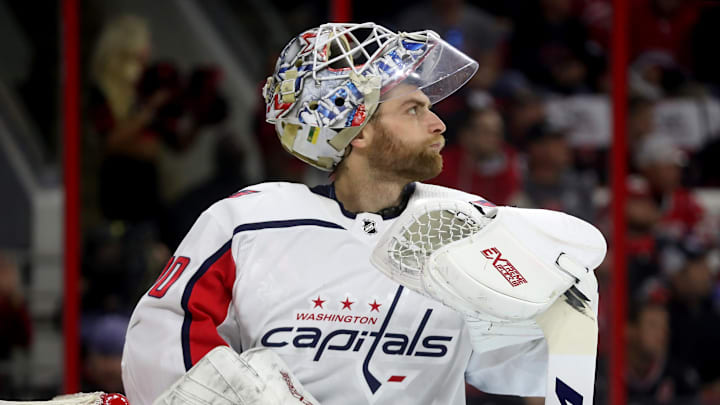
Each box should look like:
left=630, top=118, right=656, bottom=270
left=432, top=145, right=521, bottom=206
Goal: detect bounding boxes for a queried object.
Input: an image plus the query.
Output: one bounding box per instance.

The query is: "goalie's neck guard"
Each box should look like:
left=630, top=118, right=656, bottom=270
left=311, top=182, right=416, bottom=220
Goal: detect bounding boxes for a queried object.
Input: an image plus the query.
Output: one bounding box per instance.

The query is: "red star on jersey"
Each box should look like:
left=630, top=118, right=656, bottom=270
left=312, top=296, right=325, bottom=309
left=369, top=300, right=382, bottom=312
left=341, top=297, right=354, bottom=310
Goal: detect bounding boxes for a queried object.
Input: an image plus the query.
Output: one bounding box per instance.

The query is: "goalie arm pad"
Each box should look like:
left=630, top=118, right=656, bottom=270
left=152, top=346, right=320, bottom=405
left=371, top=198, right=604, bottom=403
left=424, top=205, right=605, bottom=321
left=371, top=198, right=606, bottom=322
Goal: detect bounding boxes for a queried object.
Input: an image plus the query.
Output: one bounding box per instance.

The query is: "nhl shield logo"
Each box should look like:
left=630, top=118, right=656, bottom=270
left=362, top=219, right=377, bottom=234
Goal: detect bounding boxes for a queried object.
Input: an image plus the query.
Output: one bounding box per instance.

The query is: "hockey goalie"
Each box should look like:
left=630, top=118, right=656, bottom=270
left=4, top=22, right=605, bottom=405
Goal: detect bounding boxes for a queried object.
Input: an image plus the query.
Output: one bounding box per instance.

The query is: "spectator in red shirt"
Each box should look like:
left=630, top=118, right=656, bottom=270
left=630, top=0, right=701, bottom=68
left=635, top=136, right=704, bottom=238
left=87, top=15, right=166, bottom=223
left=87, top=15, right=227, bottom=224
left=431, top=106, right=521, bottom=205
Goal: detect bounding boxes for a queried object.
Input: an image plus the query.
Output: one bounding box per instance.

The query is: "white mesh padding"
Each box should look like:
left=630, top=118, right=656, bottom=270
left=372, top=198, right=493, bottom=293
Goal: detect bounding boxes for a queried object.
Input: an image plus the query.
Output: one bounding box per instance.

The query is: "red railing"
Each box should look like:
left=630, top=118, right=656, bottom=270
left=61, top=0, right=80, bottom=394
left=610, top=0, right=629, bottom=404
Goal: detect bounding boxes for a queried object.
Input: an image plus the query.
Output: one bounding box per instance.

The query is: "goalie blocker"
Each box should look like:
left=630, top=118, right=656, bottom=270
left=0, top=348, right=317, bottom=405
left=152, top=346, right=320, bottom=405
left=371, top=198, right=606, bottom=405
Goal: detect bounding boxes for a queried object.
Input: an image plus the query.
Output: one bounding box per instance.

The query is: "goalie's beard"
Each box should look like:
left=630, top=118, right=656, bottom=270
left=366, top=122, right=444, bottom=183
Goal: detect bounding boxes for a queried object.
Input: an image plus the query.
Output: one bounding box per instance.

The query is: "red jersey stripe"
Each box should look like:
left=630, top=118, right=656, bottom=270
left=180, top=242, right=236, bottom=368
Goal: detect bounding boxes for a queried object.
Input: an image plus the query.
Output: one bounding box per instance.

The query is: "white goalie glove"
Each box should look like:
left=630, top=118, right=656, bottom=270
left=371, top=198, right=605, bottom=322
left=370, top=197, right=606, bottom=405
left=153, top=346, right=320, bottom=405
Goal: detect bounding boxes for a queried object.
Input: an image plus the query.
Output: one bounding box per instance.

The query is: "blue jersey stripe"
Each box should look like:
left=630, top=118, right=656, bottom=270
left=180, top=240, right=232, bottom=370
left=233, top=219, right=345, bottom=234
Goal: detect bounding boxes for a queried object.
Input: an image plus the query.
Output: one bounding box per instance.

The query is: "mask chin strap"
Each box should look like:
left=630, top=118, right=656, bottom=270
left=276, top=122, right=338, bottom=170
left=328, top=72, right=381, bottom=154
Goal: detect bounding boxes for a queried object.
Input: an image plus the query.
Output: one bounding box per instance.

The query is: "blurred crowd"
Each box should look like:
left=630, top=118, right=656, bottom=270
left=2, top=0, right=720, bottom=403
left=77, top=14, right=245, bottom=396
left=392, top=1, right=720, bottom=404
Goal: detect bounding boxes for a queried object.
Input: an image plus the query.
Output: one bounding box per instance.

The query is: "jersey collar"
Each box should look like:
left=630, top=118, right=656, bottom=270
left=310, top=182, right=417, bottom=220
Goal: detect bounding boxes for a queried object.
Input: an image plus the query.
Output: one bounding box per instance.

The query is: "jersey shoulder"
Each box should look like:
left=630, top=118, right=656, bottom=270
left=413, top=182, right=495, bottom=206
left=202, top=182, right=332, bottom=226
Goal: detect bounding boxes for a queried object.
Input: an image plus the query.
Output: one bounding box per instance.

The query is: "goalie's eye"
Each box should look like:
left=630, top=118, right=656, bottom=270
left=407, top=106, right=418, bottom=115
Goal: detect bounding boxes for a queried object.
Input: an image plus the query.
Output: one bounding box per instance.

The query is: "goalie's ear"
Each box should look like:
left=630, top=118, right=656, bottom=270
left=349, top=121, right=374, bottom=149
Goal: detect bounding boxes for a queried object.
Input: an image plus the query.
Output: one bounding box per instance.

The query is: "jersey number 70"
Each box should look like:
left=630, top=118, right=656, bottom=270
left=148, top=256, right=191, bottom=298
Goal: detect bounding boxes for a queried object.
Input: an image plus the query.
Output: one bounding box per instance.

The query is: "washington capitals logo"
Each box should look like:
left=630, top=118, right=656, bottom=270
left=260, top=286, right=454, bottom=395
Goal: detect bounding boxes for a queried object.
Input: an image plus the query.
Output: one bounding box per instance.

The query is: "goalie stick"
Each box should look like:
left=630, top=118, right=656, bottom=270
left=535, top=285, right=598, bottom=405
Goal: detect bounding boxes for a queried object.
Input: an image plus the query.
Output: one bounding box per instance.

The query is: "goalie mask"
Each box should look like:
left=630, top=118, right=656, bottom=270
left=264, top=22, right=478, bottom=171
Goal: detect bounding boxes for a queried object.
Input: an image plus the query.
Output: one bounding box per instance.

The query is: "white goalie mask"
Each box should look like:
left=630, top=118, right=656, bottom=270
left=264, top=22, right=479, bottom=171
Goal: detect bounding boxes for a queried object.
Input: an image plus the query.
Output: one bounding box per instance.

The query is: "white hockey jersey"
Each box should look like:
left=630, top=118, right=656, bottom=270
left=121, top=182, right=550, bottom=405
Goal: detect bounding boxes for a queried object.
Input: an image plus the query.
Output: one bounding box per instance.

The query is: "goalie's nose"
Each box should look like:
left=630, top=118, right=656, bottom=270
left=426, top=110, right=446, bottom=135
